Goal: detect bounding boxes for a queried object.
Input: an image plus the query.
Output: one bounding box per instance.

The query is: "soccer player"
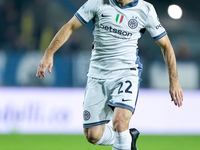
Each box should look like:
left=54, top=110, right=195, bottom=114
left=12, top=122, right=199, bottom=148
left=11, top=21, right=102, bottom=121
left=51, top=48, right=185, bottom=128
left=36, top=0, right=183, bottom=149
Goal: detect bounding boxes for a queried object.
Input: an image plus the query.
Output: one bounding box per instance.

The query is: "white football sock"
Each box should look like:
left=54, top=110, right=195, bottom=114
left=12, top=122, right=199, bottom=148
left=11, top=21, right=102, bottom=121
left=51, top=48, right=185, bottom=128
left=112, top=129, right=131, bottom=150
left=94, top=125, right=114, bottom=145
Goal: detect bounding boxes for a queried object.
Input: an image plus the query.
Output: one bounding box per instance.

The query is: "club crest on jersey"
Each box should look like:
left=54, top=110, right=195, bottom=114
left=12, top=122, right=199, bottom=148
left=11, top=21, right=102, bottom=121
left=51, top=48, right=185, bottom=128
left=116, top=14, right=124, bottom=24
left=128, top=17, right=138, bottom=29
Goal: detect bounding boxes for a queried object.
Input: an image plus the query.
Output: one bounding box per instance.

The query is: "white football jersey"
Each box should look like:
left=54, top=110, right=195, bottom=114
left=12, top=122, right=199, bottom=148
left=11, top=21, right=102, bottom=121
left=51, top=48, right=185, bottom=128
left=75, top=0, right=167, bottom=79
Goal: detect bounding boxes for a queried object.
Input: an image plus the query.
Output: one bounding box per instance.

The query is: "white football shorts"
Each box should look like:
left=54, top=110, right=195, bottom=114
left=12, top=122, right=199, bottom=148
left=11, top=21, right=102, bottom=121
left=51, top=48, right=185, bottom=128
left=83, top=69, right=141, bottom=128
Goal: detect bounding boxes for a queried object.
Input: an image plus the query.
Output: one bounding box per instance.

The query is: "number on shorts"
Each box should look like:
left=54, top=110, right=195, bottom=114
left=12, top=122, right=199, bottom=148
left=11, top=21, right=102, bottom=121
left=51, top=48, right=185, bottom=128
left=118, top=80, right=132, bottom=94
left=118, top=82, right=123, bottom=94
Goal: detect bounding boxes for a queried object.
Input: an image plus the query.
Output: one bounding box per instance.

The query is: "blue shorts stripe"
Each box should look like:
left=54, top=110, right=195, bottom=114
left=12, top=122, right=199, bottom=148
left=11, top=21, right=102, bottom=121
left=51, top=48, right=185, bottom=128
left=83, top=120, right=110, bottom=128
left=108, top=102, right=135, bottom=113
left=113, top=146, right=131, bottom=150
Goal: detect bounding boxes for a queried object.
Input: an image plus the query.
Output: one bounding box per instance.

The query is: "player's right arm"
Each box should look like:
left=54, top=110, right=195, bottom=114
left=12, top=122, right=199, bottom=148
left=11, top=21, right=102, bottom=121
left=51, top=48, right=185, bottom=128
left=36, top=16, right=83, bottom=79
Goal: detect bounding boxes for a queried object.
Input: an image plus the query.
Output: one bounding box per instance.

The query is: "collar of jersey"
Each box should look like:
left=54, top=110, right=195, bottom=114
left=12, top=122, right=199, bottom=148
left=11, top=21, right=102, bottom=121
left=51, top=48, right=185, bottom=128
left=113, top=0, right=139, bottom=8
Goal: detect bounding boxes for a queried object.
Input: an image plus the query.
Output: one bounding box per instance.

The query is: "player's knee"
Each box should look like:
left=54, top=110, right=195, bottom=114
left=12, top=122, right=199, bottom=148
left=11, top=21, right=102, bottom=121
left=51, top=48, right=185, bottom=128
left=113, top=107, right=132, bottom=132
left=84, top=128, right=103, bottom=144
left=113, top=115, right=130, bottom=132
left=113, top=118, right=127, bottom=132
left=85, top=134, right=99, bottom=144
left=84, top=131, right=101, bottom=144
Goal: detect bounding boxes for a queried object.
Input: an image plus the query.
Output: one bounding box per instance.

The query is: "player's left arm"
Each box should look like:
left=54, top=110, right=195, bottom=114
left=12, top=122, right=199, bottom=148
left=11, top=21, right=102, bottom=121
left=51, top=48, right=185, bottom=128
left=156, top=34, right=183, bottom=107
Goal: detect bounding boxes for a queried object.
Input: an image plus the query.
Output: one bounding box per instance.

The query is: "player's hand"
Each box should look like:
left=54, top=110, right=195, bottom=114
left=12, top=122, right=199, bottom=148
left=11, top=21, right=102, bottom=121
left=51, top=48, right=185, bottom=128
left=36, top=55, right=53, bottom=79
left=169, top=81, right=183, bottom=107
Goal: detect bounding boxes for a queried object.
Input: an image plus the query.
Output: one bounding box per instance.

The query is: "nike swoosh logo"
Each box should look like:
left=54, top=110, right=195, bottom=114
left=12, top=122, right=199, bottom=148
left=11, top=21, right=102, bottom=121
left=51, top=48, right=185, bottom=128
left=101, top=14, right=111, bottom=17
left=122, top=98, right=132, bottom=102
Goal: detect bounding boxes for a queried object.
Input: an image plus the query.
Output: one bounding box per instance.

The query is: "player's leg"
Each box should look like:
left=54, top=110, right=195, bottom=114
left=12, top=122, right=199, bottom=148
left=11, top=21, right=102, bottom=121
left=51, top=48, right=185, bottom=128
left=107, top=71, right=141, bottom=150
left=112, top=108, right=140, bottom=150
left=113, top=107, right=132, bottom=132
left=84, top=125, right=104, bottom=144
left=112, top=107, right=133, bottom=150
left=84, top=124, right=114, bottom=145
left=83, top=77, right=114, bottom=145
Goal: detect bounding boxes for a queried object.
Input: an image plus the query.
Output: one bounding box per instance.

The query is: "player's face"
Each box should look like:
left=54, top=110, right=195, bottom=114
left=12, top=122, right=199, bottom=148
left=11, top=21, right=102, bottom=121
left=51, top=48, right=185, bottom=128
left=116, top=0, right=135, bottom=5
left=116, top=0, right=125, bottom=5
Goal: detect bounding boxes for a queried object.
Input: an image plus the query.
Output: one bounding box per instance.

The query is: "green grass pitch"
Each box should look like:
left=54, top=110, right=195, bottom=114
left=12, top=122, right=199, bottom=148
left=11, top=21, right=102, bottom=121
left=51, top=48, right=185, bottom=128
left=0, top=134, right=199, bottom=150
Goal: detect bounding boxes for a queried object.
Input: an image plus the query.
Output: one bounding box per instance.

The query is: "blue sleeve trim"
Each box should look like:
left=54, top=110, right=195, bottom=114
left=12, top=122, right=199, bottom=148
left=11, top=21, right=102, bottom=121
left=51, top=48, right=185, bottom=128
left=83, top=120, right=110, bottom=128
left=75, top=12, right=87, bottom=25
left=153, top=31, right=167, bottom=41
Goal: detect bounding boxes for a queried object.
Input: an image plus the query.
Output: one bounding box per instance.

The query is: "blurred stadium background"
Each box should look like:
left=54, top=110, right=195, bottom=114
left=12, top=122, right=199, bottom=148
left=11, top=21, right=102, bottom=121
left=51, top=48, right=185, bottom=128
left=0, top=0, right=200, bottom=149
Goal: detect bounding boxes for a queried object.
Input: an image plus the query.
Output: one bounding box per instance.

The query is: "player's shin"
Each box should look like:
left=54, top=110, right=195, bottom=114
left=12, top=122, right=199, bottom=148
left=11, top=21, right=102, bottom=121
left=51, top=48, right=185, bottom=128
left=94, top=125, right=114, bottom=145
left=112, top=129, right=131, bottom=150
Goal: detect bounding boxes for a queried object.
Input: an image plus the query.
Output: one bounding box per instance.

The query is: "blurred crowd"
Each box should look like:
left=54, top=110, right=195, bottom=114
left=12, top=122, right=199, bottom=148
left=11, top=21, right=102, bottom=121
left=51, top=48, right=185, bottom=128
left=0, top=0, right=199, bottom=88
left=0, top=0, right=82, bottom=54
left=0, top=0, right=196, bottom=59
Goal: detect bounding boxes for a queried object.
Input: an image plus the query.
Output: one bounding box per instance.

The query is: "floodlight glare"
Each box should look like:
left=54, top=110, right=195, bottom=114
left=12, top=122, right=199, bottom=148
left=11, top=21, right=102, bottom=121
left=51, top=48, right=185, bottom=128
left=168, top=4, right=182, bottom=19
